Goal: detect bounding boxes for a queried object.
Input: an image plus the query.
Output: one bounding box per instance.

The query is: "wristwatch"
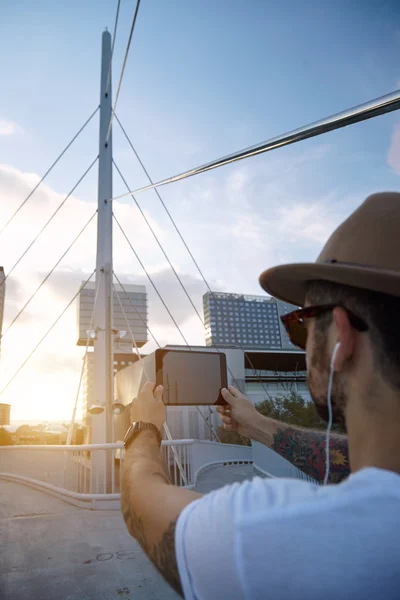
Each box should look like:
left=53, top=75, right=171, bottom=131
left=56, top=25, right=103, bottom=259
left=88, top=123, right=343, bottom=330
left=123, top=421, right=163, bottom=450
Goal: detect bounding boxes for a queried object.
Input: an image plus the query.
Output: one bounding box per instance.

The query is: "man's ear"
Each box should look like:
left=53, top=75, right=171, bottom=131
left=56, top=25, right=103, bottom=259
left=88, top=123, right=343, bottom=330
left=332, top=307, right=356, bottom=372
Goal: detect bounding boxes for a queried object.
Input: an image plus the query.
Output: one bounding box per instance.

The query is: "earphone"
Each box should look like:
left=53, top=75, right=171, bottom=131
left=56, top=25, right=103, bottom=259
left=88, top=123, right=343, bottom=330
left=323, top=341, right=341, bottom=485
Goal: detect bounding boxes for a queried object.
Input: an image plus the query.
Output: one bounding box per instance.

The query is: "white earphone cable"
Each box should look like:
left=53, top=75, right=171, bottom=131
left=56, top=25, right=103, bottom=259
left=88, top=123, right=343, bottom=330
left=323, top=342, right=340, bottom=485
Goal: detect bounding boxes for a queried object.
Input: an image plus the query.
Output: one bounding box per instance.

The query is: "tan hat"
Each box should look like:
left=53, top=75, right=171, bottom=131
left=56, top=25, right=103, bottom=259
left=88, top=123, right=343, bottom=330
left=259, top=192, right=400, bottom=306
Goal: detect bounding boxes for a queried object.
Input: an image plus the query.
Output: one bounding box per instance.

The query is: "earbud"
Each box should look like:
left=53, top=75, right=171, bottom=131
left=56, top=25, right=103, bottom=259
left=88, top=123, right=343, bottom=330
left=331, top=341, right=341, bottom=369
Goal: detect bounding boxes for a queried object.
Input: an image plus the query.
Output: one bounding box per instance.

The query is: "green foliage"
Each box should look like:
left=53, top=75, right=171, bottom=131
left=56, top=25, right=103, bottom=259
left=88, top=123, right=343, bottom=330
left=256, top=391, right=345, bottom=434
left=218, top=391, right=345, bottom=445
left=0, top=427, right=13, bottom=446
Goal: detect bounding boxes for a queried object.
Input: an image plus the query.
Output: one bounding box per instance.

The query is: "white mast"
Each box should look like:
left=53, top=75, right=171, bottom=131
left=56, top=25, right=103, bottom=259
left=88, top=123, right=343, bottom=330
left=92, top=30, right=113, bottom=450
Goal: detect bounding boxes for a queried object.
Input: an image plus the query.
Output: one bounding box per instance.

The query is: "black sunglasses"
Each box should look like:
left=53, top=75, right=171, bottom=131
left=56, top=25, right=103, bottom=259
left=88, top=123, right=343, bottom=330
left=280, top=304, right=368, bottom=350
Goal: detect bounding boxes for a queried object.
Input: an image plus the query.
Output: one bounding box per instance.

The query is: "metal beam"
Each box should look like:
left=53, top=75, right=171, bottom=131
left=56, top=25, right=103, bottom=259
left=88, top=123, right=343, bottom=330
left=112, top=89, right=400, bottom=201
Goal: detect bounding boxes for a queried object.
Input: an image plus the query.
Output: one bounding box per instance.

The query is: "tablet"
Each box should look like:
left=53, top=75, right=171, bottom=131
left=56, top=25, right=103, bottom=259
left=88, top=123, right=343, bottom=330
left=155, top=348, right=228, bottom=406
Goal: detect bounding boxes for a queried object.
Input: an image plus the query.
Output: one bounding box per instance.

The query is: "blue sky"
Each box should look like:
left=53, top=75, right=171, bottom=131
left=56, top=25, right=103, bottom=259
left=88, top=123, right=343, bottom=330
left=1, top=0, right=400, bottom=420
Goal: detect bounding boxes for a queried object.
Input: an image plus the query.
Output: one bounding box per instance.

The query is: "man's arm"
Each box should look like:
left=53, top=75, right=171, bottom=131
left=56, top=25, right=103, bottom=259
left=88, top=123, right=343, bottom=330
left=121, top=386, right=202, bottom=596
left=270, top=425, right=349, bottom=484
left=218, top=387, right=350, bottom=484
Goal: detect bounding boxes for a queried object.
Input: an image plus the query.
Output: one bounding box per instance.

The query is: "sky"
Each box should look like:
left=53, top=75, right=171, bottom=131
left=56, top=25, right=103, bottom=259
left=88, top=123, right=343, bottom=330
left=1, top=0, right=400, bottom=422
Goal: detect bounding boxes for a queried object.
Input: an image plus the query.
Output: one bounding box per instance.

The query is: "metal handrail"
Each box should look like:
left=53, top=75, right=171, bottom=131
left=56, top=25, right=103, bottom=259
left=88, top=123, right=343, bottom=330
left=0, top=439, right=195, bottom=451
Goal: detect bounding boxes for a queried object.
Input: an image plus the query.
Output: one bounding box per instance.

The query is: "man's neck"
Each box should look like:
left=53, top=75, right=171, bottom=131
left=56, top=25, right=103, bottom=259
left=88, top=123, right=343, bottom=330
left=345, top=383, right=400, bottom=476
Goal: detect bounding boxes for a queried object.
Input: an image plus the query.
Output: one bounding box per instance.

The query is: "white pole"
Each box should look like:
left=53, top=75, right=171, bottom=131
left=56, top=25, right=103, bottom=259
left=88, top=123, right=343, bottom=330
left=92, top=30, right=113, bottom=457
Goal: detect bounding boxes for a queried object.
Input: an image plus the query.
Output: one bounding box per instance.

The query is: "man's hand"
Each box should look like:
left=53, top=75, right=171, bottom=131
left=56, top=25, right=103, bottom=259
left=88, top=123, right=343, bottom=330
left=216, top=386, right=258, bottom=439
left=131, top=381, right=166, bottom=432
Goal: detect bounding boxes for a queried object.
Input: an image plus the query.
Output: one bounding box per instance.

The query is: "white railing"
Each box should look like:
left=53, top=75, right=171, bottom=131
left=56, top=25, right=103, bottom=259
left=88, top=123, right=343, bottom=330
left=0, top=442, right=123, bottom=509
left=162, top=440, right=193, bottom=487
left=0, top=440, right=196, bottom=509
left=0, top=439, right=249, bottom=505
left=0, top=439, right=319, bottom=510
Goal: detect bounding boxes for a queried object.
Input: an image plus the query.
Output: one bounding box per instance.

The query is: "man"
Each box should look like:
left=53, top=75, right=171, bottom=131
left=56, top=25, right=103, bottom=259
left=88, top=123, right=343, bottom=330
left=121, top=192, right=400, bottom=599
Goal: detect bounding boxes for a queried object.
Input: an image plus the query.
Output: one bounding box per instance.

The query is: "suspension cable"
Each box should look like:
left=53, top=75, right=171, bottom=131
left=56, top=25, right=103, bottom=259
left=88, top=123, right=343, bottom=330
left=113, top=272, right=221, bottom=441
left=2, top=211, right=97, bottom=340
left=113, top=160, right=205, bottom=325
left=0, top=270, right=95, bottom=399
left=113, top=270, right=160, bottom=348
left=3, top=157, right=98, bottom=284
left=113, top=281, right=192, bottom=475
left=66, top=271, right=102, bottom=445
left=113, top=219, right=248, bottom=441
left=113, top=280, right=147, bottom=359
left=114, top=160, right=245, bottom=429
left=114, top=213, right=254, bottom=393
left=0, top=107, right=99, bottom=237
left=113, top=276, right=220, bottom=443
left=113, top=213, right=191, bottom=347
left=105, top=0, right=121, bottom=96
left=106, top=0, right=142, bottom=142
left=110, top=89, right=400, bottom=203
left=113, top=119, right=274, bottom=401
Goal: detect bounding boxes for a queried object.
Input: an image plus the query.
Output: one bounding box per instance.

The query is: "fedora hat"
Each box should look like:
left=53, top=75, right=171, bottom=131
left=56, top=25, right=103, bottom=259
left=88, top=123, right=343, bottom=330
left=259, top=192, right=400, bottom=306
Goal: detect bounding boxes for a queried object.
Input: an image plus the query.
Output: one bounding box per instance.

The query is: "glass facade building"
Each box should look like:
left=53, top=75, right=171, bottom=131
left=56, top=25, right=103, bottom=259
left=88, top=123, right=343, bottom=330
left=203, top=292, right=299, bottom=350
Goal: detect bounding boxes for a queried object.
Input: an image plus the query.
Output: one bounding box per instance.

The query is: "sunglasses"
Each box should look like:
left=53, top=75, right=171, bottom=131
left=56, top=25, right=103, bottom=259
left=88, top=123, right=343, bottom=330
left=280, top=304, right=368, bottom=350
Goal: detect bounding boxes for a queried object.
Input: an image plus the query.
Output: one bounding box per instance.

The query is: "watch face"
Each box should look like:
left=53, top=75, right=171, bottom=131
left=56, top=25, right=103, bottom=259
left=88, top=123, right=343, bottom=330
left=123, top=423, right=137, bottom=447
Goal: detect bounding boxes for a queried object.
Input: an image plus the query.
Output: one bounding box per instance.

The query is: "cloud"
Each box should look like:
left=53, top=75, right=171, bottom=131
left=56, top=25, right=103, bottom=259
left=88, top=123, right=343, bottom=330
left=121, top=268, right=219, bottom=327
left=160, top=142, right=351, bottom=296
left=38, top=265, right=219, bottom=330
left=0, top=119, right=23, bottom=136
left=0, top=142, right=360, bottom=420
left=0, top=160, right=221, bottom=420
left=276, top=201, right=338, bottom=245
left=387, top=123, right=400, bottom=175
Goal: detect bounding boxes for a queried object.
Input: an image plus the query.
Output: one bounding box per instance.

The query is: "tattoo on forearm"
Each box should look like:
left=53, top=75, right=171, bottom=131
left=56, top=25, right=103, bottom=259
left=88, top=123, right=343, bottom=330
left=122, top=502, right=149, bottom=554
left=121, top=500, right=182, bottom=596
left=152, top=519, right=182, bottom=595
left=271, top=427, right=350, bottom=484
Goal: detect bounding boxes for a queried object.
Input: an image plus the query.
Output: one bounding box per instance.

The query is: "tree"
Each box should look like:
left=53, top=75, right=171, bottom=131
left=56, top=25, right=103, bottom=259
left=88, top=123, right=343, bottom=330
left=0, top=428, right=13, bottom=446
left=16, top=424, right=41, bottom=444
left=218, top=391, right=345, bottom=445
left=256, top=391, right=345, bottom=433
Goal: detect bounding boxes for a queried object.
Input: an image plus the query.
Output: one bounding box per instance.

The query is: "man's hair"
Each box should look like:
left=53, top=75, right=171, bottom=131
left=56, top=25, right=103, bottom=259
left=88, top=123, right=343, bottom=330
left=306, top=281, right=400, bottom=392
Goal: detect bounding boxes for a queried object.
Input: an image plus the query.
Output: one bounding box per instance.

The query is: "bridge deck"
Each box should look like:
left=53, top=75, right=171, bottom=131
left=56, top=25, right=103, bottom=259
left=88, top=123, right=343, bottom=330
left=0, top=466, right=262, bottom=599
left=0, top=481, right=179, bottom=600
left=195, top=463, right=257, bottom=493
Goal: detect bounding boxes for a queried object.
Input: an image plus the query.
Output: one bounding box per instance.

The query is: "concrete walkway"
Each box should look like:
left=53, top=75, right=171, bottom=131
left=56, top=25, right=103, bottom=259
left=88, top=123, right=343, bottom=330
left=0, top=481, right=179, bottom=600
left=195, top=463, right=259, bottom=494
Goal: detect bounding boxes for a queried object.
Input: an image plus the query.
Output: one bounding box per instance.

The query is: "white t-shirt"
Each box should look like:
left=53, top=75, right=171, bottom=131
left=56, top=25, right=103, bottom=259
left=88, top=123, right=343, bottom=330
left=175, top=467, right=400, bottom=600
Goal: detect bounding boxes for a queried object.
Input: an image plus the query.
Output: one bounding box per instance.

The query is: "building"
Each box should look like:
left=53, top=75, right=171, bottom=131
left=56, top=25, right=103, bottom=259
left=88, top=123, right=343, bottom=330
left=0, top=424, right=17, bottom=444
left=77, top=282, right=148, bottom=350
left=77, top=280, right=148, bottom=443
left=0, top=403, right=11, bottom=426
left=0, top=267, right=5, bottom=352
left=41, top=423, right=69, bottom=445
left=203, top=291, right=298, bottom=350
left=82, top=352, right=142, bottom=443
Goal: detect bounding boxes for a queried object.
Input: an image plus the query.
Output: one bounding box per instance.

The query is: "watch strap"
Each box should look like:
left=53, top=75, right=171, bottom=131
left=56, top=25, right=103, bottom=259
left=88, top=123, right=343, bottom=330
left=124, top=421, right=163, bottom=449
